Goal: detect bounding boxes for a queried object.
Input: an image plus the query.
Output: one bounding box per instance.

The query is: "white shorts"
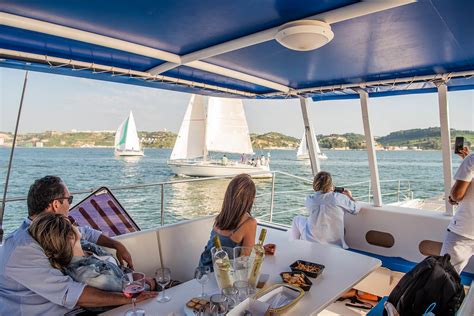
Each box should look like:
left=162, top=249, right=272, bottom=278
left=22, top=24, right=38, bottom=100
left=440, top=230, right=474, bottom=274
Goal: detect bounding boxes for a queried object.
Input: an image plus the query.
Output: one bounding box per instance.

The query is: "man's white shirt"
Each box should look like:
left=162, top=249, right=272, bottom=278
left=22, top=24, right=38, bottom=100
left=448, top=154, right=474, bottom=240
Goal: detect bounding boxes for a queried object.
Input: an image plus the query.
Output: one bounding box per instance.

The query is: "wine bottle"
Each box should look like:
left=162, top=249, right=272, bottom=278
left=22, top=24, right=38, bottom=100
left=248, top=229, right=267, bottom=288
left=212, top=235, right=234, bottom=289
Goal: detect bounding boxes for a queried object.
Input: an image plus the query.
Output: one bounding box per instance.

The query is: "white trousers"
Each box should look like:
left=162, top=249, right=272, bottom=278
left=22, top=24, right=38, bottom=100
left=440, top=230, right=474, bottom=274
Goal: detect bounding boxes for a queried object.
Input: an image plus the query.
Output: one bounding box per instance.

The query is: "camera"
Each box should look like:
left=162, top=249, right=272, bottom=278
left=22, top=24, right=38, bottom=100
left=334, top=187, right=344, bottom=193
left=454, top=136, right=464, bottom=154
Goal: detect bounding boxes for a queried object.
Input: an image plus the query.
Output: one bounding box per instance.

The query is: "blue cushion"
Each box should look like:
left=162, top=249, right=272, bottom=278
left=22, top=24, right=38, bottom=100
left=367, top=296, right=388, bottom=316
left=349, top=249, right=474, bottom=286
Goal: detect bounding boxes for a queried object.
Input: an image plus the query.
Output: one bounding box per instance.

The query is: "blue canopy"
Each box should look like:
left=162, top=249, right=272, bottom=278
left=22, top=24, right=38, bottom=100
left=0, top=0, right=473, bottom=99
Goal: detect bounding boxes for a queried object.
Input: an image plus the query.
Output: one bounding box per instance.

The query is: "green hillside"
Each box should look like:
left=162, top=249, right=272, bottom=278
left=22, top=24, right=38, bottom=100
left=139, top=131, right=177, bottom=148
left=319, top=133, right=366, bottom=149
left=250, top=132, right=299, bottom=149
left=377, top=127, right=474, bottom=150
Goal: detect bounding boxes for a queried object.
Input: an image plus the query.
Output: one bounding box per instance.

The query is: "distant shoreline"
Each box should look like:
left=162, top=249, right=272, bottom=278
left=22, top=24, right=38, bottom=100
left=0, top=146, right=442, bottom=152
left=1, top=127, right=472, bottom=151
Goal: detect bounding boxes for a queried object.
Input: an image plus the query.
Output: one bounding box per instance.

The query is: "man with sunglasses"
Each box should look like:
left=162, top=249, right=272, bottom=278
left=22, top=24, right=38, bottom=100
left=0, top=175, right=157, bottom=315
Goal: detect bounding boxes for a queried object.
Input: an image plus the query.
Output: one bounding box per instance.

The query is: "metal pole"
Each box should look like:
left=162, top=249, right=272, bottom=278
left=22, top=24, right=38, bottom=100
left=0, top=71, right=28, bottom=243
left=299, top=97, right=320, bottom=176
left=269, top=172, right=276, bottom=222
left=359, top=89, right=382, bottom=206
left=160, top=184, right=165, bottom=225
left=437, top=83, right=454, bottom=215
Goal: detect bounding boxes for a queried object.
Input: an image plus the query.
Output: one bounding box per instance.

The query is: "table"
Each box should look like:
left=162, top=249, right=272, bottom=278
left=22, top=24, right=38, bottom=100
left=103, top=237, right=381, bottom=315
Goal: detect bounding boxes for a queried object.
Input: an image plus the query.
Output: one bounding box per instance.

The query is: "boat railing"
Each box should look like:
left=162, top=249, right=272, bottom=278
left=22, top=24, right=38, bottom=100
left=1, top=170, right=419, bottom=232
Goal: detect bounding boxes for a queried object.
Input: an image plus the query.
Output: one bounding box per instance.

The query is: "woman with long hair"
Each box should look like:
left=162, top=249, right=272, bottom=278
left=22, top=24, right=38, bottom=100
left=29, top=212, right=155, bottom=292
left=290, top=171, right=360, bottom=249
left=199, top=173, right=257, bottom=269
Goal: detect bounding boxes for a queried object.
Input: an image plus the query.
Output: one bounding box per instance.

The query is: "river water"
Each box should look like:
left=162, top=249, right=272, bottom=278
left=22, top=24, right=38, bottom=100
left=0, top=148, right=461, bottom=235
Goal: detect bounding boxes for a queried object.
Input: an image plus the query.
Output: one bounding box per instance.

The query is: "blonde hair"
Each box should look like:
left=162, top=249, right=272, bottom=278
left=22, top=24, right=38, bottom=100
left=313, top=171, right=333, bottom=193
left=29, top=212, right=76, bottom=270
left=215, top=174, right=256, bottom=231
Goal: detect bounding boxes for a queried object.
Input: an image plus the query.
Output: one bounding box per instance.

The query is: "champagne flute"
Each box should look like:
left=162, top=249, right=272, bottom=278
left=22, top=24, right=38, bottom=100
left=194, top=266, right=211, bottom=297
left=121, top=272, right=145, bottom=316
left=155, top=267, right=171, bottom=303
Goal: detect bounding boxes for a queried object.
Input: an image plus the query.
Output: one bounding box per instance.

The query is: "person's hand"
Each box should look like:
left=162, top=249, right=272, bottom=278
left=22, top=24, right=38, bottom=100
left=457, top=146, right=470, bottom=159
left=448, top=196, right=459, bottom=206
left=342, top=189, right=353, bottom=198
left=145, top=277, right=157, bottom=291
left=115, top=241, right=134, bottom=269
left=134, top=291, right=158, bottom=303
left=264, top=243, right=276, bottom=255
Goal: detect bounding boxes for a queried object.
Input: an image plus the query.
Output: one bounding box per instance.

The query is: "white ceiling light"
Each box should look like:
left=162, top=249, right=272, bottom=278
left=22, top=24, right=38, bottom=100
left=275, top=20, right=334, bottom=51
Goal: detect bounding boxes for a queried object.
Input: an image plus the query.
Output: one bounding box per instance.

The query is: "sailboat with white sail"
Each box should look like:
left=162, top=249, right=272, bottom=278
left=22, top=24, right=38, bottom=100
left=296, top=130, right=328, bottom=160
left=167, top=95, right=271, bottom=177
left=114, top=111, right=144, bottom=156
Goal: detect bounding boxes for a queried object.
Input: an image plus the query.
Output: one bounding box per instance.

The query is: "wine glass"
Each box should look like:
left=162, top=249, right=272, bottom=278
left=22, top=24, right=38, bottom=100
left=233, top=280, right=249, bottom=303
left=209, top=294, right=228, bottom=316
left=194, top=266, right=211, bottom=297
left=155, top=267, right=171, bottom=303
left=121, top=272, right=145, bottom=316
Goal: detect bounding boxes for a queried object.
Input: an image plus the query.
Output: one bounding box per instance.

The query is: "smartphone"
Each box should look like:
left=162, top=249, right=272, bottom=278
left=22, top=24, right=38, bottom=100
left=334, top=187, right=345, bottom=193
left=454, top=137, right=464, bottom=154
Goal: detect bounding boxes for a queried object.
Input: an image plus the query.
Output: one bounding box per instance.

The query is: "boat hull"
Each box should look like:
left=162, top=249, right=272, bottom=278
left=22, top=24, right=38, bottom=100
left=167, top=161, right=272, bottom=178
left=115, top=150, right=144, bottom=157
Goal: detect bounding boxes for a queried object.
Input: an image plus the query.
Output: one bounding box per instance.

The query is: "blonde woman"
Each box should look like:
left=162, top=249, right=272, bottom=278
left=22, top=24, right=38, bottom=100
left=290, top=171, right=360, bottom=249
left=29, top=213, right=156, bottom=293
left=199, top=173, right=257, bottom=269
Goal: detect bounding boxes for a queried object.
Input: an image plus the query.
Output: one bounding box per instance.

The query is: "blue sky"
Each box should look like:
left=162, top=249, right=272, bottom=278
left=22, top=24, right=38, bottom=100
left=1, top=68, right=473, bottom=137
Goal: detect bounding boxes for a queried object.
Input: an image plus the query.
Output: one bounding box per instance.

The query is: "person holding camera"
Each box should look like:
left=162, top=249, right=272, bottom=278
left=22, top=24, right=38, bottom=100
left=441, top=145, right=474, bottom=273
left=290, top=171, right=360, bottom=249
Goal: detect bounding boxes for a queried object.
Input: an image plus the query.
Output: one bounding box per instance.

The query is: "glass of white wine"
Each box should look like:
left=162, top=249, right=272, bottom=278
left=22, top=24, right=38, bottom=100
left=155, top=267, right=171, bottom=303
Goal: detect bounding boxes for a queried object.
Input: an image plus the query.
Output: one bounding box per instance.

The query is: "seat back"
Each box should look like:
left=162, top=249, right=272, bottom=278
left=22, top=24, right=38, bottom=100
left=158, top=216, right=214, bottom=282
left=113, top=228, right=161, bottom=276
left=69, top=187, right=140, bottom=237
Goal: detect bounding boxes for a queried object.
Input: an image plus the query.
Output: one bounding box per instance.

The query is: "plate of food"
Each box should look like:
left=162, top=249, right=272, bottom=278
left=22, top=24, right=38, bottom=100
left=184, top=297, right=210, bottom=315
left=290, top=260, right=325, bottom=278
left=280, top=272, right=312, bottom=291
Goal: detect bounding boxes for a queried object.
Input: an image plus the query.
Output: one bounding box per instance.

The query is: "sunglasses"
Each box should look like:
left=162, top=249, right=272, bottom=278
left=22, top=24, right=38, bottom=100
left=53, top=195, right=74, bottom=204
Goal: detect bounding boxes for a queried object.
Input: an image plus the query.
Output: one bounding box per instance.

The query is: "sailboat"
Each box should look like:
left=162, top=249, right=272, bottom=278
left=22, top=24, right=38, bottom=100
left=167, top=95, right=271, bottom=178
left=296, top=130, right=328, bottom=160
left=114, top=111, right=144, bottom=156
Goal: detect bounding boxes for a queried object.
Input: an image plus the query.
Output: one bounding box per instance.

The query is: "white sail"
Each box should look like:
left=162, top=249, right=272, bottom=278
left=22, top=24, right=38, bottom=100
left=170, top=95, right=207, bottom=160
left=115, top=111, right=143, bottom=156
left=297, top=131, right=309, bottom=157
left=297, top=130, right=325, bottom=160
left=206, top=97, right=253, bottom=154
left=115, top=120, right=126, bottom=149
left=125, top=111, right=141, bottom=151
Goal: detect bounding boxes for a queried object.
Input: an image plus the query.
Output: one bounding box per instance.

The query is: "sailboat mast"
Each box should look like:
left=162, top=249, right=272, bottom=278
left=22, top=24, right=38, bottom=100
left=202, top=97, right=209, bottom=161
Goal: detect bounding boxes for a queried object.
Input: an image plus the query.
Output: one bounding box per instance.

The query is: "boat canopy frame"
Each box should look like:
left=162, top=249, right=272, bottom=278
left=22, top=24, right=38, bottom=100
left=1, top=0, right=473, bottom=240
left=1, top=1, right=474, bottom=98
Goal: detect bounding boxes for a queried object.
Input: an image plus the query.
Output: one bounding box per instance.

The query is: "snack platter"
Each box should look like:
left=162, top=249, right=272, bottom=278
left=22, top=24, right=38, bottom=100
left=290, top=260, right=325, bottom=278
left=280, top=272, right=312, bottom=291
left=184, top=297, right=210, bottom=315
